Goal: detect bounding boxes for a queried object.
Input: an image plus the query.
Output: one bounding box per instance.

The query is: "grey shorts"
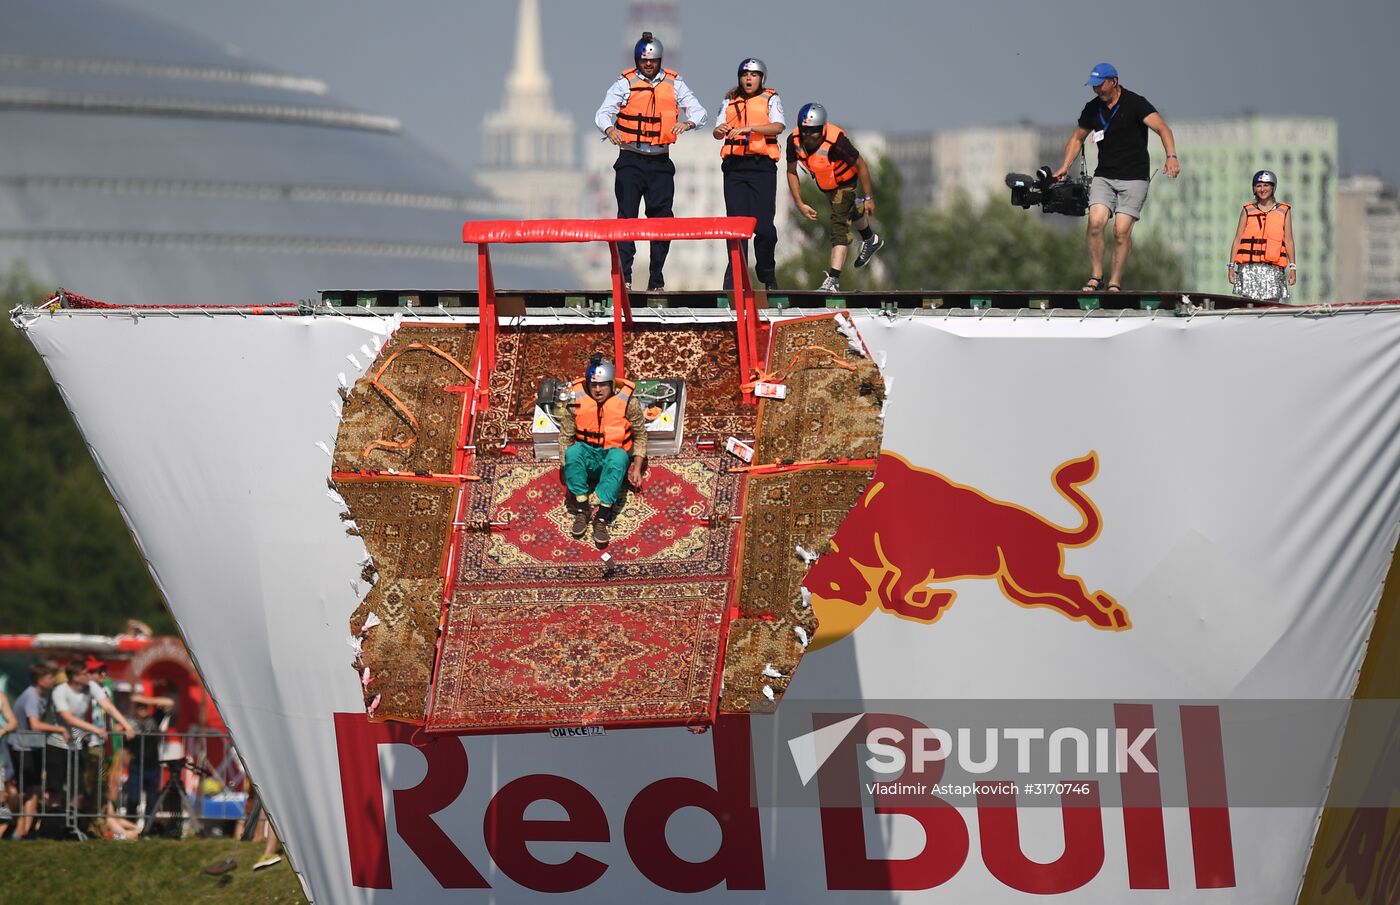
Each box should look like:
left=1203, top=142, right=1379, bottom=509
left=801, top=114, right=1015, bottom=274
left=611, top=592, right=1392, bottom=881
left=1089, top=177, right=1149, bottom=220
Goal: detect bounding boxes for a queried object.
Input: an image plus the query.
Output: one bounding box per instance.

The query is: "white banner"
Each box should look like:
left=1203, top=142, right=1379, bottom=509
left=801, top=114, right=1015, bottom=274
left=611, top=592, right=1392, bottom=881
left=17, top=308, right=1400, bottom=904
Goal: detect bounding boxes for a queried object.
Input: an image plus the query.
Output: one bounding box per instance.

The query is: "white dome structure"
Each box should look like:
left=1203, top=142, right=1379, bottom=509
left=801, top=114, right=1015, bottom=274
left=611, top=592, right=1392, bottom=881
left=0, top=0, right=571, bottom=306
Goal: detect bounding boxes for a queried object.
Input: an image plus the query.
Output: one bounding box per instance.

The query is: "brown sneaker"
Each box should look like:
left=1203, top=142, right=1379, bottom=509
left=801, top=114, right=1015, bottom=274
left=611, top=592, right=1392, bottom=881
left=567, top=497, right=590, bottom=538
left=592, top=509, right=613, bottom=547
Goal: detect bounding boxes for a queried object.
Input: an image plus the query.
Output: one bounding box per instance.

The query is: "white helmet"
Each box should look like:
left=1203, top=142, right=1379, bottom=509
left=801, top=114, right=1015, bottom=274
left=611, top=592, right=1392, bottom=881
left=1252, top=169, right=1278, bottom=186
left=738, top=58, right=767, bottom=86
left=585, top=355, right=616, bottom=384
left=797, top=102, right=827, bottom=132
left=634, top=32, right=663, bottom=63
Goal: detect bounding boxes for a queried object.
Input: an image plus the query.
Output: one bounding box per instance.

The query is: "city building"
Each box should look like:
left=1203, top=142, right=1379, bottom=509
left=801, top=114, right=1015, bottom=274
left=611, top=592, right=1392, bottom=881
left=1145, top=116, right=1337, bottom=304
left=1337, top=175, right=1400, bottom=301
left=886, top=125, right=1065, bottom=213
left=0, top=0, right=567, bottom=307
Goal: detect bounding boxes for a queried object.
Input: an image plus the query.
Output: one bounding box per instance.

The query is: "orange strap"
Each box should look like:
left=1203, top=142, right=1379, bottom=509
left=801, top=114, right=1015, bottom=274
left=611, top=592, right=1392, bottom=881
left=362, top=343, right=474, bottom=459
left=729, top=456, right=878, bottom=475
left=741, top=344, right=858, bottom=393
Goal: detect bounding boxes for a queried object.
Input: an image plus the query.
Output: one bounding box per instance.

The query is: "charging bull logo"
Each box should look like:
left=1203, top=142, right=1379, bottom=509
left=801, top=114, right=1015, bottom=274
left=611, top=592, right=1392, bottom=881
left=806, top=452, right=1129, bottom=648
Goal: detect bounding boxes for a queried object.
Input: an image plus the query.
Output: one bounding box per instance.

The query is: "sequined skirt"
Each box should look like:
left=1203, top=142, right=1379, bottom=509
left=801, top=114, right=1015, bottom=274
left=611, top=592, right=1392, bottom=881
left=1233, top=263, right=1290, bottom=303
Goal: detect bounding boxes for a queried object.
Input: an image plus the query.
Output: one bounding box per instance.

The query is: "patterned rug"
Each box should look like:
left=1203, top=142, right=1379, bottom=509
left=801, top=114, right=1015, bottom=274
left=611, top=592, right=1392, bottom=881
left=753, top=314, right=884, bottom=465
left=734, top=466, right=875, bottom=620
left=471, top=324, right=754, bottom=448
left=457, top=452, right=741, bottom=586
left=333, top=323, right=476, bottom=475
left=719, top=617, right=808, bottom=714
left=336, top=478, right=459, bottom=723
left=428, top=580, right=729, bottom=731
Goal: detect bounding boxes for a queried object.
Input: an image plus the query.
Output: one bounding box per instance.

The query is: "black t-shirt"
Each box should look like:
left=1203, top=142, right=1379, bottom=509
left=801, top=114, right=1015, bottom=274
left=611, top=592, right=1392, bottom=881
left=1077, top=87, right=1157, bottom=181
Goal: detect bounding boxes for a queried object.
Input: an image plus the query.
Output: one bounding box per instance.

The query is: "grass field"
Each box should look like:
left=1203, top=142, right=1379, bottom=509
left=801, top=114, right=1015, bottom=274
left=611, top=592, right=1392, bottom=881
left=0, top=838, right=310, bottom=905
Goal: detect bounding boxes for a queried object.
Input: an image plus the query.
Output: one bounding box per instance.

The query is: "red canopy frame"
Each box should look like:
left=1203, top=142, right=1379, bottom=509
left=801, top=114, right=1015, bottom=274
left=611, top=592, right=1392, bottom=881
left=462, top=217, right=763, bottom=416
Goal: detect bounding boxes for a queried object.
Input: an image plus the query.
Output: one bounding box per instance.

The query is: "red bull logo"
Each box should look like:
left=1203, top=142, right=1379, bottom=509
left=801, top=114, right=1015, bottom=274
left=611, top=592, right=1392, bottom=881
left=807, top=451, right=1129, bottom=647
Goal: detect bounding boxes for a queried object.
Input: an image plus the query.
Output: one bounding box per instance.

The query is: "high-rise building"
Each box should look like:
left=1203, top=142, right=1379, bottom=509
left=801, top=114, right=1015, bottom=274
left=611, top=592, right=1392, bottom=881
left=1143, top=117, right=1337, bottom=304
left=1336, top=175, right=1400, bottom=301
left=477, top=0, right=581, bottom=223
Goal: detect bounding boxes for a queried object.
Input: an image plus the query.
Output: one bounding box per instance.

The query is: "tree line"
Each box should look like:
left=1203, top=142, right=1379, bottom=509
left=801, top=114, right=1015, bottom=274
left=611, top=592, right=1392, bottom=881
left=1, top=266, right=172, bottom=635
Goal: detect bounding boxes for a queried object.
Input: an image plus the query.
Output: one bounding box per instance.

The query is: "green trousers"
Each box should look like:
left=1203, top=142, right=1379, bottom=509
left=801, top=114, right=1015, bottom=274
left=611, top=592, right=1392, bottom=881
left=563, top=444, right=630, bottom=506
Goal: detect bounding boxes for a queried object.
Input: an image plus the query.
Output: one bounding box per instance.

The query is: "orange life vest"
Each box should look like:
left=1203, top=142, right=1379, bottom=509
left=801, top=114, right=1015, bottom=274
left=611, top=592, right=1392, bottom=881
left=569, top=378, right=637, bottom=452
left=793, top=123, right=858, bottom=191
left=1233, top=202, right=1291, bottom=266
left=616, top=68, right=679, bottom=147
left=720, top=89, right=781, bottom=161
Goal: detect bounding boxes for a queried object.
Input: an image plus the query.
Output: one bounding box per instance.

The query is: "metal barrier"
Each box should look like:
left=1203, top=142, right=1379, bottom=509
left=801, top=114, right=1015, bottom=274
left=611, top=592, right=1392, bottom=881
left=4, top=728, right=247, bottom=840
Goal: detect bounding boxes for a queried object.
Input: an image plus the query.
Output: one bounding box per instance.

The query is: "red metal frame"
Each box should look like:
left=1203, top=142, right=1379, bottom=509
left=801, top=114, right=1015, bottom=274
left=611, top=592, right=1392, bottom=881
left=463, top=217, right=761, bottom=402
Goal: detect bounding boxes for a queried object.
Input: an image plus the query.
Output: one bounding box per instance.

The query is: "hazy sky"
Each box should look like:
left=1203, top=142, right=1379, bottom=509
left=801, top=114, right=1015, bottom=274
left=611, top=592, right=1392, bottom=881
left=114, top=0, right=1398, bottom=183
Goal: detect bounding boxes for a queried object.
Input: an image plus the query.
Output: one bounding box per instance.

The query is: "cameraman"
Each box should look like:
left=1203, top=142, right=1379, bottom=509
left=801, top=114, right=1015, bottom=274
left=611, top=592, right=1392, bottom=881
left=1053, top=62, right=1179, bottom=292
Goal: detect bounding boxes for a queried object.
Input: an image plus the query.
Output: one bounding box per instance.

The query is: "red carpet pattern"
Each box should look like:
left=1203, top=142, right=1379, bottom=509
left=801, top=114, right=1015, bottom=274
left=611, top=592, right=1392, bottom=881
left=333, top=323, right=475, bottom=475
left=428, top=580, right=728, bottom=730
left=331, top=316, right=887, bottom=731
left=457, top=452, right=740, bottom=585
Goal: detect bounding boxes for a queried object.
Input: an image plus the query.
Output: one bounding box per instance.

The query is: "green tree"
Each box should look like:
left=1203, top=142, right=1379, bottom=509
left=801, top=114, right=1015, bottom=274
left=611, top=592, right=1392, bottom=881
left=0, top=265, right=172, bottom=634
left=895, top=192, right=1184, bottom=291
left=776, top=154, right=904, bottom=292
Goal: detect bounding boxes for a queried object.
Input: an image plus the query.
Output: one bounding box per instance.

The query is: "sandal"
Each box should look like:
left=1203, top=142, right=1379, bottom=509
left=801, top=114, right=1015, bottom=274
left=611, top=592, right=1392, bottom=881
left=1081, top=276, right=1104, bottom=292
left=1106, top=283, right=1122, bottom=292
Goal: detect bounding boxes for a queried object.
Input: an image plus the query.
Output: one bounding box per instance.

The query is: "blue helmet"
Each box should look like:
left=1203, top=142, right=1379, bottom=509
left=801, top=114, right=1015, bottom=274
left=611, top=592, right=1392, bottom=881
left=634, top=32, right=663, bottom=63
left=797, top=102, right=827, bottom=132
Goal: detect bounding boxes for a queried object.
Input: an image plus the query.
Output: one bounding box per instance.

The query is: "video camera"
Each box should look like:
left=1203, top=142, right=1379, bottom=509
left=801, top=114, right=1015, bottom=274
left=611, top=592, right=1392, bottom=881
left=1005, top=166, right=1090, bottom=217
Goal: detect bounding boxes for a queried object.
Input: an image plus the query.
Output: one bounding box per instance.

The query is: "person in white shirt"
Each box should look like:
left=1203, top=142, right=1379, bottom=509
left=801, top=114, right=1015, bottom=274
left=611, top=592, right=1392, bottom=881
left=713, top=58, right=785, bottom=291
left=45, top=661, right=105, bottom=816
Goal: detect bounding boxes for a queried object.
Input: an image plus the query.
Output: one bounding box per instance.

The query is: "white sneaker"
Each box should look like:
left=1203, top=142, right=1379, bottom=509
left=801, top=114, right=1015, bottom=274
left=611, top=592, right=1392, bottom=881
left=854, top=233, right=884, bottom=269
left=818, top=272, right=840, bottom=292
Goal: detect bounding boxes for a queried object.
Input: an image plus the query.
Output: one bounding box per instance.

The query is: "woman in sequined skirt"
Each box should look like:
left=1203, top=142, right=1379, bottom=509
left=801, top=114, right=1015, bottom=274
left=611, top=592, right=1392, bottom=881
left=1228, top=170, right=1296, bottom=303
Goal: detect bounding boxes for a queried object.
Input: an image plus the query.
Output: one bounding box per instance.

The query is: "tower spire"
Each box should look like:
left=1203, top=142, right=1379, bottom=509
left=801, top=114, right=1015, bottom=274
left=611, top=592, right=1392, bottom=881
left=504, top=0, right=550, bottom=110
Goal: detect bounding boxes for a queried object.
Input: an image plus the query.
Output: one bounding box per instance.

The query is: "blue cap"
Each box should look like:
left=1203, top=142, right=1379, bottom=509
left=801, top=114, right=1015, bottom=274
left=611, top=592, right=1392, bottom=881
left=1085, top=62, right=1118, bottom=86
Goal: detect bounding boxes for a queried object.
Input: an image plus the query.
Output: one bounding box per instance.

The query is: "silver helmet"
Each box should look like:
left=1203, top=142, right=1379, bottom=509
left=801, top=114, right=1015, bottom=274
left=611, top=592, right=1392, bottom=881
left=1252, top=169, right=1278, bottom=186
left=634, top=32, right=663, bottom=63
left=585, top=356, right=616, bottom=384
left=738, top=57, right=767, bottom=85
left=797, top=102, right=827, bottom=132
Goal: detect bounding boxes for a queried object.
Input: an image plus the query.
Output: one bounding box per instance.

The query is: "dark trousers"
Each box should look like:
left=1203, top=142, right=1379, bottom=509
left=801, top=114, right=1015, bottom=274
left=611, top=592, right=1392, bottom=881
left=721, top=159, right=779, bottom=289
left=125, top=758, right=162, bottom=817
left=614, top=151, right=675, bottom=286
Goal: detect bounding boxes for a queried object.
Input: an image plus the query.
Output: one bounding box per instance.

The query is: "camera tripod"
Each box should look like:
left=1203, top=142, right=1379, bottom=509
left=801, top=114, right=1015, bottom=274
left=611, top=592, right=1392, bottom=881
left=140, top=757, right=206, bottom=838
